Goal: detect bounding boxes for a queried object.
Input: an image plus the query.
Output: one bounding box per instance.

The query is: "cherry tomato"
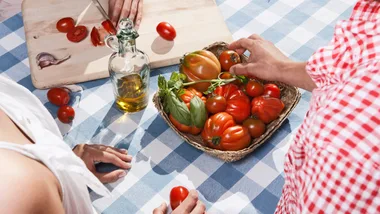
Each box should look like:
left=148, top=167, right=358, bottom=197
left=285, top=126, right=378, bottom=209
left=47, top=88, right=70, bottom=106
left=206, top=95, right=227, bottom=114
left=101, top=20, right=117, bottom=35
left=170, top=186, right=189, bottom=210
left=57, top=106, right=75, bottom=124
left=56, top=17, right=75, bottom=33
left=90, top=27, right=101, bottom=47
left=263, top=84, right=281, bottom=99
left=251, top=96, right=285, bottom=124
left=66, top=26, right=88, bottom=43
left=243, top=118, right=266, bottom=138
left=219, top=50, right=241, bottom=71
left=245, top=80, right=264, bottom=98
left=156, top=22, right=176, bottom=41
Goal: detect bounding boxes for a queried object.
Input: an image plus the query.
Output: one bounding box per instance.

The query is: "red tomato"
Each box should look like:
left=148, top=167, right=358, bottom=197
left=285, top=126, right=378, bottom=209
left=66, top=26, right=88, bottom=43
left=220, top=72, right=242, bottom=86
left=56, top=17, right=75, bottom=33
left=47, top=88, right=70, bottom=106
left=180, top=87, right=206, bottom=109
left=90, top=27, right=101, bottom=47
left=57, top=106, right=75, bottom=124
left=213, top=84, right=250, bottom=123
left=156, top=22, right=176, bottom=41
left=202, top=113, right=251, bottom=151
left=169, top=114, right=202, bottom=135
left=101, top=20, right=117, bottom=35
left=206, top=95, right=227, bottom=114
left=242, top=118, right=266, bottom=138
left=170, top=186, right=189, bottom=210
left=219, top=50, right=241, bottom=71
left=251, top=96, right=285, bottom=124
left=245, top=80, right=264, bottom=98
left=263, top=84, right=281, bottom=99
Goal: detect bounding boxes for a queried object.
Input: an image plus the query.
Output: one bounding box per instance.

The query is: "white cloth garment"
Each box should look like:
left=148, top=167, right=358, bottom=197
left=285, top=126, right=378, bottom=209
left=0, top=76, right=110, bottom=213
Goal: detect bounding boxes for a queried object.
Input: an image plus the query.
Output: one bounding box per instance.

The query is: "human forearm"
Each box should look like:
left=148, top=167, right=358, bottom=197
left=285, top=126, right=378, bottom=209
left=278, top=61, right=317, bottom=92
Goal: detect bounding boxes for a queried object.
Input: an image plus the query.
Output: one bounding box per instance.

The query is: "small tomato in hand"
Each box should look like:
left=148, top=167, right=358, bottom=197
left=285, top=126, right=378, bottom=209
left=170, top=186, right=189, bottom=210
left=243, top=118, right=266, bottom=138
left=245, top=80, right=264, bottom=98
left=57, top=106, right=75, bottom=124
left=47, top=88, right=70, bottom=106
left=263, top=84, right=281, bottom=99
left=219, top=50, right=241, bottom=71
left=56, top=17, right=75, bottom=33
left=206, top=95, right=227, bottom=114
left=156, top=22, right=176, bottom=41
left=251, top=96, right=285, bottom=124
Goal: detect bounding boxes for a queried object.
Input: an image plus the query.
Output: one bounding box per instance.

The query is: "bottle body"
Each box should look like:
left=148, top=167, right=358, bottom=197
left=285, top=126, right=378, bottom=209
left=109, top=49, right=150, bottom=113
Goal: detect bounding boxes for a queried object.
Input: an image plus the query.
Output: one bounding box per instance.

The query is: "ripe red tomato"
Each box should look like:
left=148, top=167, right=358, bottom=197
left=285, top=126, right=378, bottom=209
left=219, top=50, right=241, bottom=71
left=220, top=72, right=242, bottom=86
left=101, top=20, right=117, bottom=35
left=66, top=26, right=88, bottom=43
left=180, top=87, right=206, bottom=109
left=47, top=88, right=70, bottom=106
left=245, top=80, right=264, bottom=98
left=206, top=96, right=227, bottom=114
left=263, top=84, right=281, bottom=99
left=156, top=22, right=176, bottom=41
left=57, top=106, right=75, bottom=124
left=242, top=118, right=266, bottom=138
left=170, top=186, right=189, bottom=210
left=90, top=27, right=101, bottom=47
left=169, top=114, right=202, bottom=135
left=251, top=96, right=285, bottom=124
left=213, top=84, right=250, bottom=123
left=56, top=17, right=75, bottom=33
left=202, top=113, right=251, bottom=151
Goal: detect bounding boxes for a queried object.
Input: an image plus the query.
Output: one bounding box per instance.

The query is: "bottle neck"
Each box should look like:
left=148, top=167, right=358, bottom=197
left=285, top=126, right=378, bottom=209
left=119, top=39, right=137, bottom=57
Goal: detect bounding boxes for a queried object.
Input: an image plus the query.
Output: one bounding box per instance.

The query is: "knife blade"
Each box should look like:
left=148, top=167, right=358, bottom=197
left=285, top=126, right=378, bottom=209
left=92, top=0, right=110, bottom=21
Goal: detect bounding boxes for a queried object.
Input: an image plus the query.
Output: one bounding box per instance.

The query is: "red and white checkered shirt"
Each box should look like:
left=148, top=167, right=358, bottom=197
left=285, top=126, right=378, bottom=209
left=275, top=1, right=380, bottom=213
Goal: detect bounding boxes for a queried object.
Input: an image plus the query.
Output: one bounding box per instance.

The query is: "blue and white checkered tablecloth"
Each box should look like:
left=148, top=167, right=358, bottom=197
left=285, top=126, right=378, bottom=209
left=0, top=0, right=355, bottom=213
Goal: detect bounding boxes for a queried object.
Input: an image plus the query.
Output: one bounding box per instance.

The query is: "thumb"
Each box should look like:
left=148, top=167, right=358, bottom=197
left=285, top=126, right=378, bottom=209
left=153, top=203, right=168, bottom=214
left=230, top=63, right=257, bottom=77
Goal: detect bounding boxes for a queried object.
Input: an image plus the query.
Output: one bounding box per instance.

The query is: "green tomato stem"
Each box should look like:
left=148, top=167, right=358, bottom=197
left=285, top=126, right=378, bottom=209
left=182, top=78, right=236, bottom=86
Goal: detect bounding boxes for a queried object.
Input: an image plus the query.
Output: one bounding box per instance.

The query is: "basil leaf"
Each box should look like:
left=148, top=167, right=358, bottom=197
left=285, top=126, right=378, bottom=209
left=163, top=94, right=171, bottom=113
left=158, top=75, right=167, bottom=90
left=168, top=91, right=191, bottom=126
left=190, top=96, right=207, bottom=128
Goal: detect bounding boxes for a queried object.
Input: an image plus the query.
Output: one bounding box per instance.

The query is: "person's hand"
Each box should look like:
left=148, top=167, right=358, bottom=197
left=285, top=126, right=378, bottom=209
left=109, top=0, right=144, bottom=29
left=153, top=190, right=206, bottom=214
left=229, top=34, right=292, bottom=82
left=73, top=144, right=132, bottom=183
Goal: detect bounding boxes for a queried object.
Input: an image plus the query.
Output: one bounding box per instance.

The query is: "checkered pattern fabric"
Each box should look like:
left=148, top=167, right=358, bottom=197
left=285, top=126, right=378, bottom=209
left=276, top=1, right=380, bottom=213
left=0, top=1, right=356, bottom=213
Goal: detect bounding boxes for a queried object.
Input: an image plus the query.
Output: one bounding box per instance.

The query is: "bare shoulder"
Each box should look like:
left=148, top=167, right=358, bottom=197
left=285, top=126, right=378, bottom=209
left=0, top=149, right=64, bottom=214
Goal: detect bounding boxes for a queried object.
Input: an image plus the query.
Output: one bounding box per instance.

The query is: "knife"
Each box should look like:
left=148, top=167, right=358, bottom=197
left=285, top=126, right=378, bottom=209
left=92, top=0, right=110, bottom=21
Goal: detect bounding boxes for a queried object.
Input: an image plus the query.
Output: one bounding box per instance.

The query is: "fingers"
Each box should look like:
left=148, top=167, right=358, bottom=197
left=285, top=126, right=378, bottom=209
left=95, top=169, right=126, bottom=183
left=230, top=63, right=257, bottom=77
left=92, top=145, right=132, bottom=162
left=128, top=0, right=139, bottom=24
left=176, top=190, right=198, bottom=213
left=119, top=0, right=133, bottom=23
left=228, top=38, right=254, bottom=53
left=135, top=0, right=143, bottom=29
left=190, top=201, right=206, bottom=214
left=100, top=152, right=132, bottom=169
left=153, top=203, right=167, bottom=214
left=110, top=0, right=124, bottom=26
left=108, top=0, right=116, bottom=19
left=248, top=34, right=263, bottom=40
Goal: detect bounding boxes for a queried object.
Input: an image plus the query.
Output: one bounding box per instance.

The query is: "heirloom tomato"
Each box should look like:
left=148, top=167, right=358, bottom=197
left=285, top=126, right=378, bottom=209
left=251, top=96, right=285, bottom=124
left=263, top=83, right=281, bottom=99
left=202, top=112, right=251, bottom=151
left=180, top=87, right=206, bottom=109
left=169, top=114, right=201, bottom=135
left=170, top=186, right=189, bottom=210
left=180, top=50, right=221, bottom=92
left=213, top=84, right=250, bottom=123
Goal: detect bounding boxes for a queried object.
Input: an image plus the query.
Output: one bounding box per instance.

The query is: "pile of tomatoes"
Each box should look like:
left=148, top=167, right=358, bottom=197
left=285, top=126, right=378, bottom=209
left=173, top=50, right=285, bottom=151
left=47, top=88, right=75, bottom=124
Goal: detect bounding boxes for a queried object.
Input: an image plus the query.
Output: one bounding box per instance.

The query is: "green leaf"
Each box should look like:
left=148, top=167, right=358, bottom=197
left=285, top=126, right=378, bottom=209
left=179, top=73, right=187, bottom=81
left=178, top=88, right=185, bottom=96
left=190, top=96, right=207, bottom=128
left=163, top=94, right=171, bottom=113
left=158, top=75, right=167, bottom=90
left=236, top=75, right=248, bottom=84
left=168, top=91, right=191, bottom=126
left=204, top=84, right=217, bottom=95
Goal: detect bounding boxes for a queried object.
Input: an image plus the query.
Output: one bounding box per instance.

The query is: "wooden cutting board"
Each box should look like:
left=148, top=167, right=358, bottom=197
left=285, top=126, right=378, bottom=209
left=22, top=0, right=232, bottom=89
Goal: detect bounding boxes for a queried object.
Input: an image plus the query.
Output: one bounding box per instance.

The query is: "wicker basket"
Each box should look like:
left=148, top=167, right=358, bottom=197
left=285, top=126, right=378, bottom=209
left=153, top=42, right=301, bottom=162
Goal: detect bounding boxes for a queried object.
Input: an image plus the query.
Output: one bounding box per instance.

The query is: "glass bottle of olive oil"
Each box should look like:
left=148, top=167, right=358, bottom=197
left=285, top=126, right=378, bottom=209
left=106, top=18, right=150, bottom=113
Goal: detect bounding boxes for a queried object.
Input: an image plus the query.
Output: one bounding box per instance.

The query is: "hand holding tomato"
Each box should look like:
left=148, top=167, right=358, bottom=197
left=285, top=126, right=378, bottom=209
left=219, top=50, right=241, bottom=71
left=154, top=189, right=206, bottom=214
